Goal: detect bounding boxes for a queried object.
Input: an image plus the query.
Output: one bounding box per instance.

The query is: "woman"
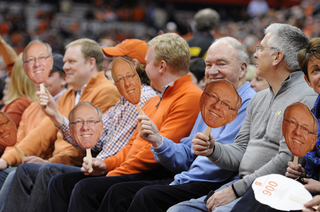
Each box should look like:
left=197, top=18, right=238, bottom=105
left=1, top=53, right=37, bottom=129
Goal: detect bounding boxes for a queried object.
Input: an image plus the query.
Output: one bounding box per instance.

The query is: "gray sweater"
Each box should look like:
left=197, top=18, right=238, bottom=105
left=208, top=71, right=318, bottom=196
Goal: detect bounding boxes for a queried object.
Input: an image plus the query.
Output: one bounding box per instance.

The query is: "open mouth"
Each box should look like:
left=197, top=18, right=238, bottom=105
left=127, top=90, right=135, bottom=94
left=81, top=135, right=92, bottom=138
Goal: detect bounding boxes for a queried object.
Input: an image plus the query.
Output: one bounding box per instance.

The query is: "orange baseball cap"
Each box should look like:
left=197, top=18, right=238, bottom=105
left=102, top=39, right=148, bottom=66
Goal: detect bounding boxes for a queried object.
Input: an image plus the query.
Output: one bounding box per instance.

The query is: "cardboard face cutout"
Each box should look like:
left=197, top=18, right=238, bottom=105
left=282, top=102, right=318, bottom=157
left=0, top=112, right=17, bottom=147
left=111, top=57, right=141, bottom=104
left=23, top=42, right=53, bottom=84
left=69, top=104, right=103, bottom=149
left=200, top=80, right=241, bottom=128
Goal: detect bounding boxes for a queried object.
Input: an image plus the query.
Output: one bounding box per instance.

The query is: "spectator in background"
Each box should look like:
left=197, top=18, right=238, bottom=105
left=250, top=72, right=269, bottom=92
left=247, top=0, right=269, bottom=18
left=189, top=57, right=206, bottom=90
left=187, top=8, right=220, bottom=59
left=0, top=53, right=37, bottom=129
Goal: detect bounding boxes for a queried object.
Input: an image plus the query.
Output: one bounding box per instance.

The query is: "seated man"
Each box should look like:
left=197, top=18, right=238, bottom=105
left=91, top=36, right=256, bottom=212
left=1, top=39, right=157, bottom=212
left=168, top=23, right=317, bottom=212
left=45, top=32, right=203, bottom=212
left=230, top=37, right=320, bottom=212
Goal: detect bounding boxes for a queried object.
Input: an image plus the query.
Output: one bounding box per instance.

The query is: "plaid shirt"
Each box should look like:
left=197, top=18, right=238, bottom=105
left=57, top=85, right=157, bottom=160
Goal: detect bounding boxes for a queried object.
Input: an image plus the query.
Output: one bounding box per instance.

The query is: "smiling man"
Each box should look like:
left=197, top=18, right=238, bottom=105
left=183, top=23, right=318, bottom=212
left=0, top=112, right=17, bottom=150
left=283, top=102, right=318, bottom=157
left=69, top=102, right=103, bottom=150
left=111, top=57, right=142, bottom=105
left=75, top=36, right=256, bottom=212
left=23, top=40, right=53, bottom=84
left=200, top=80, right=241, bottom=129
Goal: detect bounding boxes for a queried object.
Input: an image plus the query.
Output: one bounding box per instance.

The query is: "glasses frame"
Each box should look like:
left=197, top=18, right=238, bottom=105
left=284, top=119, right=316, bottom=135
left=23, top=55, right=52, bottom=65
left=0, top=120, right=9, bottom=128
left=70, top=120, right=101, bottom=127
left=204, top=92, right=236, bottom=111
left=256, top=45, right=278, bottom=53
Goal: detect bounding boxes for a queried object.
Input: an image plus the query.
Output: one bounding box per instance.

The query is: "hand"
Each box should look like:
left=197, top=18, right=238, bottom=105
left=206, top=186, right=236, bottom=211
left=23, top=156, right=50, bottom=165
left=0, top=159, right=8, bottom=170
left=36, top=88, right=64, bottom=126
left=81, top=157, right=106, bottom=176
left=137, top=115, right=162, bottom=148
left=192, top=132, right=215, bottom=156
left=303, top=195, right=320, bottom=212
left=304, top=178, right=320, bottom=195
left=285, top=161, right=305, bottom=179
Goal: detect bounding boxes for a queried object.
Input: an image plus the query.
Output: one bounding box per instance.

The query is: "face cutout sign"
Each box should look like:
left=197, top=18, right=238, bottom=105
left=282, top=102, right=318, bottom=157
left=111, top=57, right=141, bottom=105
left=69, top=103, right=103, bottom=149
left=200, top=79, right=241, bottom=129
left=23, top=41, right=53, bottom=84
left=0, top=112, right=17, bottom=147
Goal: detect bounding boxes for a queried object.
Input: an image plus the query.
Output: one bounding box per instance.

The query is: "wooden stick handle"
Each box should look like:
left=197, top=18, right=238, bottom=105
left=86, top=149, right=93, bottom=173
left=204, top=126, right=211, bottom=136
left=136, top=104, right=144, bottom=115
left=40, top=83, right=45, bottom=93
left=289, top=195, right=318, bottom=210
left=14, top=145, right=25, bottom=160
left=293, top=155, right=299, bottom=166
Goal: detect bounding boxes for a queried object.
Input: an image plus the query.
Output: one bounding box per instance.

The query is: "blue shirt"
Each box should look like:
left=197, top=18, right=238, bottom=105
left=152, top=82, right=256, bottom=184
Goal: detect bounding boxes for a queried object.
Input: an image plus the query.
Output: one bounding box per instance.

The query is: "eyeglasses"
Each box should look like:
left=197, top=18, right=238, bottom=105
left=204, top=92, right=236, bottom=111
left=23, top=55, right=51, bottom=65
left=256, top=45, right=278, bottom=53
left=284, top=119, right=316, bottom=135
left=114, top=73, right=137, bottom=84
left=70, top=120, right=101, bottom=127
left=0, top=120, right=9, bottom=128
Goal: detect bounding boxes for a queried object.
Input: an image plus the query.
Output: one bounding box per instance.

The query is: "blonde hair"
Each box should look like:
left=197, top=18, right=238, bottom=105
left=4, top=53, right=38, bottom=104
left=148, top=33, right=190, bottom=76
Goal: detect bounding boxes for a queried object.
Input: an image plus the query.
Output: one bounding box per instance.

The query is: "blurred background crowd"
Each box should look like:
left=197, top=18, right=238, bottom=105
left=0, top=0, right=318, bottom=86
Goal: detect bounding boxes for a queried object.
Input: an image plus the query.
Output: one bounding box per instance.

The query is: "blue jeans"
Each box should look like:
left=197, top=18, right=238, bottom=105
left=167, top=180, right=242, bottom=212
left=3, top=163, right=80, bottom=212
left=0, top=170, right=16, bottom=212
left=0, top=166, right=17, bottom=189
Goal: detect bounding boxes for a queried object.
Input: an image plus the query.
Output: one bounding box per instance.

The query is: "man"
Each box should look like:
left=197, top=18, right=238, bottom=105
left=0, top=53, right=66, bottom=185
left=69, top=101, right=104, bottom=150
left=187, top=8, right=219, bottom=59
left=23, top=40, right=53, bottom=84
left=85, top=36, right=256, bottom=212
left=229, top=102, right=318, bottom=212
left=0, top=38, right=120, bottom=211
left=170, top=23, right=317, bottom=212
left=189, top=57, right=206, bottom=90
left=2, top=39, right=156, bottom=212
left=45, top=32, right=203, bottom=212
left=200, top=80, right=241, bottom=129
left=283, top=102, right=318, bottom=157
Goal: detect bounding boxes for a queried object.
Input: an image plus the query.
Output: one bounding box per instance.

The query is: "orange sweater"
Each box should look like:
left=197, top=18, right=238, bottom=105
left=105, top=74, right=202, bottom=176
left=1, top=96, right=32, bottom=129
left=2, top=71, right=121, bottom=167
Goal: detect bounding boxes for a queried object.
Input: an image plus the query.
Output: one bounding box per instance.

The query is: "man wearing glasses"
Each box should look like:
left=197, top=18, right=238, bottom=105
left=68, top=36, right=255, bottom=212
left=174, top=23, right=318, bottom=212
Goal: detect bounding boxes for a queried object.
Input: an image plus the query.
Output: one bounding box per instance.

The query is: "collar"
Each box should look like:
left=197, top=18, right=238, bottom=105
left=53, top=88, right=67, bottom=102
